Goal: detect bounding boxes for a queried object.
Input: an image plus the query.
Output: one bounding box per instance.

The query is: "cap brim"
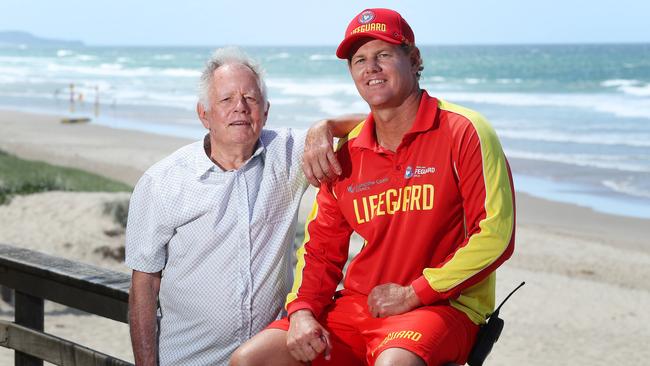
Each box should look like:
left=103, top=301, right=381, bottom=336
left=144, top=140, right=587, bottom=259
left=336, top=32, right=402, bottom=59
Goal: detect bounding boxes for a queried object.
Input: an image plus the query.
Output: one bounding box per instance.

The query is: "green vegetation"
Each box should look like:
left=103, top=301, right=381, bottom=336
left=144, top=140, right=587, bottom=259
left=0, top=149, right=132, bottom=205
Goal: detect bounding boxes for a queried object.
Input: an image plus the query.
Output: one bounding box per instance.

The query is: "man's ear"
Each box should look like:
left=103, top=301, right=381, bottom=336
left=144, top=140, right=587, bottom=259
left=410, top=46, right=422, bottom=73
left=262, top=101, right=270, bottom=127
left=197, top=102, right=209, bottom=129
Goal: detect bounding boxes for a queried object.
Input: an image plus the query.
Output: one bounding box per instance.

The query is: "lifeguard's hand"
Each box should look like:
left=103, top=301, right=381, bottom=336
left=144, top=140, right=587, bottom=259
left=303, top=120, right=342, bottom=187
left=287, top=309, right=332, bottom=362
left=368, top=283, right=422, bottom=318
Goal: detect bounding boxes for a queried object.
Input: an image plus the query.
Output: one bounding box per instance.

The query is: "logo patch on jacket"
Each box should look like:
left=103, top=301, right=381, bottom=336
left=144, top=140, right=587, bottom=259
left=405, top=165, right=436, bottom=179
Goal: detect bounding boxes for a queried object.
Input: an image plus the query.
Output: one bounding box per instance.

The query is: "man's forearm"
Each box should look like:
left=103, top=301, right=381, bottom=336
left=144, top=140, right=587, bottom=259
left=303, top=113, right=365, bottom=186
left=326, top=113, right=366, bottom=138
left=129, top=271, right=161, bottom=366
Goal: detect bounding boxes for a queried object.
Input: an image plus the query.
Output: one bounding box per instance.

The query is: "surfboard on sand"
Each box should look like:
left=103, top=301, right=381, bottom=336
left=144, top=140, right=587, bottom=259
left=61, top=117, right=91, bottom=124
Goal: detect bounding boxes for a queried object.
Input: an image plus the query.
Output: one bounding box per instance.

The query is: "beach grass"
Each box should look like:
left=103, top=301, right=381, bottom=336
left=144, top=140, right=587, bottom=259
left=0, top=149, right=132, bottom=205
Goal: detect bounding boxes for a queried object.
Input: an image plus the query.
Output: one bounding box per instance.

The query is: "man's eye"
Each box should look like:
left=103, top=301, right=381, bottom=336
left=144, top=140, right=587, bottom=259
left=353, top=58, right=365, bottom=65
left=378, top=52, right=390, bottom=58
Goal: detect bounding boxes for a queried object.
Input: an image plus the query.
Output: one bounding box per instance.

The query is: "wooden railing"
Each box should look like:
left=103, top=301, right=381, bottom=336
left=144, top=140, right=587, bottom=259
left=0, top=243, right=133, bottom=366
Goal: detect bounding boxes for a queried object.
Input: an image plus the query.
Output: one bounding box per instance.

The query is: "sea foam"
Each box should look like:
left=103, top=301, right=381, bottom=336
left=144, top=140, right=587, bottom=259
left=434, top=91, right=650, bottom=120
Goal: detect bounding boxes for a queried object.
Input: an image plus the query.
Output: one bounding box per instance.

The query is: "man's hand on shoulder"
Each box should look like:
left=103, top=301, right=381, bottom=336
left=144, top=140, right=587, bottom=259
left=303, top=114, right=365, bottom=187
left=367, top=283, right=422, bottom=318
left=303, top=120, right=342, bottom=187
left=287, top=309, right=332, bottom=362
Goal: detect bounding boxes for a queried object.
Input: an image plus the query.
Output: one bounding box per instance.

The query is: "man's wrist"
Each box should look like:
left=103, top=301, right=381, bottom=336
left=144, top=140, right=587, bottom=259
left=405, top=285, right=422, bottom=309
left=411, top=276, right=441, bottom=305
left=289, top=309, right=315, bottom=322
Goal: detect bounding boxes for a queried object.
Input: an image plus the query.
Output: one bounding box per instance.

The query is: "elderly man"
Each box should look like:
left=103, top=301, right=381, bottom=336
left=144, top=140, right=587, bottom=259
left=125, top=47, right=359, bottom=365
left=232, top=8, right=515, bottom=366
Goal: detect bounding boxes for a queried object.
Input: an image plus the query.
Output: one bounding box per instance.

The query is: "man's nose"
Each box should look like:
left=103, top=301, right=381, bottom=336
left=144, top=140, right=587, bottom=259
left=364, top=58, right=381, bottom=74
left=233, top=95, right=250, bottom=112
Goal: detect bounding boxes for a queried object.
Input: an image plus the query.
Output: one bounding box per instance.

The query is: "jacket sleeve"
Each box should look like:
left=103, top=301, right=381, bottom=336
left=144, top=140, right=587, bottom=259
left=411, top=109, right=516, bottom=304
left=285, top=182, right=354, bottom=318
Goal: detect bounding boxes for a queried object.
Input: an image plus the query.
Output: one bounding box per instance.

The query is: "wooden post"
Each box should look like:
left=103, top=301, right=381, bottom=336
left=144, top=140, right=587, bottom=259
left=0, top=285, right=13, bottom=305
left=14, top=291, right=44, bottom=366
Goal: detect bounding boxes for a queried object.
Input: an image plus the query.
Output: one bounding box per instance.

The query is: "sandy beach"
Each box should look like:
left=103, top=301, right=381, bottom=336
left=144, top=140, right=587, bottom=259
left=1, top=109, right=649, bottom=365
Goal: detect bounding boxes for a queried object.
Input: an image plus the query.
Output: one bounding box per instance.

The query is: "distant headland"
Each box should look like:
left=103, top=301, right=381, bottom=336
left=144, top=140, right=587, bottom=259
left=0, top=30, right=84, bottom=47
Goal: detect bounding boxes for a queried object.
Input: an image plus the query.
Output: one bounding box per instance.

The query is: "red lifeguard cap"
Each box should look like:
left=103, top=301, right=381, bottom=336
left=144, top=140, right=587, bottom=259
left=336, top=8, right=415, bottom=59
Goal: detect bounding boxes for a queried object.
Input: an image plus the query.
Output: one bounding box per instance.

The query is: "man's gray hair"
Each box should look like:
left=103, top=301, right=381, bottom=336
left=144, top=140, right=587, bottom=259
left=198, top=47, right=268, bottom=110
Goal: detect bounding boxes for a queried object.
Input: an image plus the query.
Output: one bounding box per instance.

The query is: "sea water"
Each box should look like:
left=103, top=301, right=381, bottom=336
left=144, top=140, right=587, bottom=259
left=1, top=44, right=649, bottom=218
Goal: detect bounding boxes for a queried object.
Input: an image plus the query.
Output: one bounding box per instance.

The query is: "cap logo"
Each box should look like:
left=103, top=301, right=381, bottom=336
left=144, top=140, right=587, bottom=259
left=358, top=10, right=375, bottom=24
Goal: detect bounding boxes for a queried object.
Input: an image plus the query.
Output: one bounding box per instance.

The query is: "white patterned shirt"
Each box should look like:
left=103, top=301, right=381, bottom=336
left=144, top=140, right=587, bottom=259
left=125, top=129, right=307, bottom=365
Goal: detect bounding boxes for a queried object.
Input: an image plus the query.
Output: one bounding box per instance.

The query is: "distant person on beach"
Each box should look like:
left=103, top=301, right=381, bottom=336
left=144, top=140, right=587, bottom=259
left=125, top=47, right=360, bottom=365
left=231, top=8, right=516, bottom=366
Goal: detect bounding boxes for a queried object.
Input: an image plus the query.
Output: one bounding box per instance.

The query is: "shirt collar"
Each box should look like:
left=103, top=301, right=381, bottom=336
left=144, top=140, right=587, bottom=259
left=194, top=134, right=266, bottom=178
left=351, top=90, right=439, bottom=151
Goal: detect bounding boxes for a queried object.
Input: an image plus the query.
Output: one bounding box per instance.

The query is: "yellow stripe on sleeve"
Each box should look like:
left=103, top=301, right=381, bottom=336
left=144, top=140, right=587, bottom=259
left=423, top=100, right=514, bottom=293
left=336, top=120, right=365, bottom=151
left=285, top=199, right=319, bottom=307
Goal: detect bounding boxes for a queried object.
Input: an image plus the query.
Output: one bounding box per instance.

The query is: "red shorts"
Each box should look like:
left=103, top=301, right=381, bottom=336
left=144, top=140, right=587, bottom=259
left=268, top=293, right=478, bottom=366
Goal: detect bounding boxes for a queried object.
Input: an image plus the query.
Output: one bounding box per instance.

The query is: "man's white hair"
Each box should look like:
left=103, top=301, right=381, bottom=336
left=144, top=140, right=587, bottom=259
left=198, top=47, right=268, bottom=110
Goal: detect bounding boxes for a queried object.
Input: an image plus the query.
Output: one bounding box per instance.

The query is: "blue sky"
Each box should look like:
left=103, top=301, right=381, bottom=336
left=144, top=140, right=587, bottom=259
left=2, top=0, right=649, bottom=46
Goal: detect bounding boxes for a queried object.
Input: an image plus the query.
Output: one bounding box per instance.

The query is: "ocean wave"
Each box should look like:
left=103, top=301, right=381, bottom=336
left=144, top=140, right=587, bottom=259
left=505, top=149, right=650, bottom=173
left=160, top=68, right=201, bottom=77
left=436, top=91, right=650, bottom=119
left=0, top=75, right=18, bottom=83
left=421, top=76, right=447, bottom=83
left=42, top=62, right=200, bottom=78
left=0, top=43, right=30, bottom=50
left=45, top=62, right=135, bottom=77
left=0, top=65, right=28, bottom=77
left=464, top=78, right=484, bottom=85
left=499, top=129, right=650, bottom=148
left=269, top=97, right=300, bottom=105
left=600, top=79, right=650, bottom=97
left=309, top=54, right=337, bottom=61
left=619, top=84, right=650, bottom=97
left=75, top=54, right=97, bottom=62
left=600, top=79, right=639, bottom=88
left=315, top=99, right=368, bottom=115
left=109, top=90, right=197, bottom=109
left=153, top=54, right=175, bottom=60
left=602, top=179, right=650, bottom=199
left=56, top=49, right=74, bottom=57
left=266, top=52, right=290, bottom=60
left=0, top=55, right=50, bottom=63
left=496, top=78, right=523, bottom=84
left=0, top=91, right=54, bottom=99
left=267, top=78, right=358, bottom=97
left=0, top=79, right=197, bottom=110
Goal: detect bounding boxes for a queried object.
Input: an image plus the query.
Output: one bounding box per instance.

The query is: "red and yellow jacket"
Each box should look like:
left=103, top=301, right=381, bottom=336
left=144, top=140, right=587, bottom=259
left=286, top=91, right=516, bottom=324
